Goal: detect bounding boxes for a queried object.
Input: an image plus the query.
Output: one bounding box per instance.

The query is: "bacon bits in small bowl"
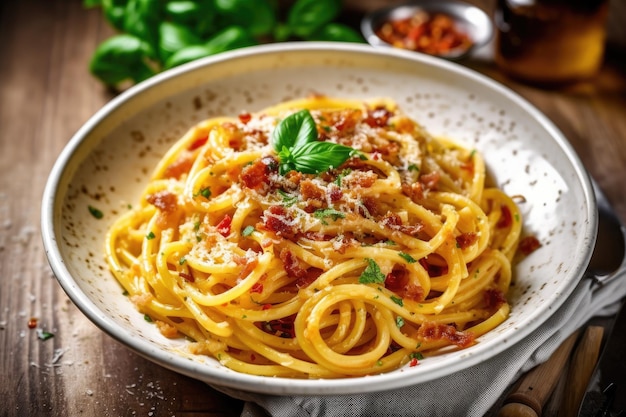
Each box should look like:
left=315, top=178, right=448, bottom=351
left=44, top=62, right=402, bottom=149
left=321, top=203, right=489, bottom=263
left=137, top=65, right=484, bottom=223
left=361, top=0, right=493, bottom=60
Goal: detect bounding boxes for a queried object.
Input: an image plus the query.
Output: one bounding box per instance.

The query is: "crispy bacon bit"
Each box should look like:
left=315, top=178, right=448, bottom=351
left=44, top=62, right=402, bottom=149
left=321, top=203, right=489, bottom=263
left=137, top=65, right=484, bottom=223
left=278, top=247, right=322, bottom=287
left=263, top=315, right=296, bottom=338
left=417, top=322, right=475, bottom=348
left=385, top=266, right=425, bottom=302
left=364, top=106, right=392, bottom=128
left=484, top=288, right=507, bottom=310
left=381, top=212, right=424, bottom=236
left=238, top=112, right=252, bottom=124
left=497, top=205, right=513, bottom=229
left=402, top=182, right=424, bottom=201
left=518, top=235, right=541, bottom=256
left=163, top=154, right=194, bottom=179
left=179, top=271, right=194, bottom=282
left=299, top=179, right=326, bottom=207
left=263, top=205, right=299, bottom=238
left=381, top=211, right=401, bottom=227
left=419, top=258, right=447, bottom=277
left=456, top=232, right=478, bottom=249
left=216, top=214, right=232, bottom=237
left=156, top=321, right=179, bottom=338
left=328, top=108, right=360, bottom=134
left=146, top=191, right=178, bottom=213
left=238, top=258, right=259, bottom=280
left=146, top=190, right=180, bottom=228
left=279, top=248, right=307, bottom=279
left=385, top=266, right=408, bottom=291
left=343, top=170, right=377, bottom=189
left=419, top=171, right=440, bottom=191
left=328, top=184, right=343, bottom=202
left=240, top=156, right=278, bottom=193
left=362, top=197, right=382, bottom=218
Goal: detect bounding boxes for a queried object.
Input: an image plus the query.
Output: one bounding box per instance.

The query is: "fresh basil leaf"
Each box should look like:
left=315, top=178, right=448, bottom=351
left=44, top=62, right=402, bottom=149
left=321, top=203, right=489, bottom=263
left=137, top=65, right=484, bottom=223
left=359, top=258, right=386, bottom=284
left=271, top=109, right=318, bottom=153
left=165, top=1, right=216, bottom=38
left=306, top=23, right=365, bottom=43
left=287, top=0, right=341, bottom=38
left=290, top=141, right=356, bottom=174
left=123, top=0, right=161, bottom=60
left=158, top=21, right=201, bottom=62
left=89, top=34, right=155, bottom=86
left=214, top=0, right=276, bottom=37
left=101, top=0, right=127, bottom=31
left=164, top=44, right=212, bottom=69
left=83, top=0, right=103, bottom=7
left=204, top=26, right=257, bottom=55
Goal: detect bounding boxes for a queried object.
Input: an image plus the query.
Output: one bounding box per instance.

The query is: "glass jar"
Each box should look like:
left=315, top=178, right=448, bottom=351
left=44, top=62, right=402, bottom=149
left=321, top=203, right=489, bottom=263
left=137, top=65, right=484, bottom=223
left=494, top=0, right=609, bottom=86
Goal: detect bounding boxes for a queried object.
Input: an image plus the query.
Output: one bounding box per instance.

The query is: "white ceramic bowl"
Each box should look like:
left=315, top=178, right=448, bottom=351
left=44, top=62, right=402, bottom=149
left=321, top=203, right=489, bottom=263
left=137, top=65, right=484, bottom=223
left=41, top=42, right=596, bottom=396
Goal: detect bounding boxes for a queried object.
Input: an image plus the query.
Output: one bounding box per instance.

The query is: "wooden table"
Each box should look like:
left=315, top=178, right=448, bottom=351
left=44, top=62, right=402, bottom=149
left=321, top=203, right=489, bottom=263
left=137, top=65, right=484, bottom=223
left=1, top=1, right=625, bottom=416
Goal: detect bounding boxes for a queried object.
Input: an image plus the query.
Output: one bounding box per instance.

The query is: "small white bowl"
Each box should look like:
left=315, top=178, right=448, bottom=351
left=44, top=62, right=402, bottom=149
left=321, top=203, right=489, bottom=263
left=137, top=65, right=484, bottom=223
left=361, top=0, right=494, bottom=59
left=41, top=42, right=596, bottom=396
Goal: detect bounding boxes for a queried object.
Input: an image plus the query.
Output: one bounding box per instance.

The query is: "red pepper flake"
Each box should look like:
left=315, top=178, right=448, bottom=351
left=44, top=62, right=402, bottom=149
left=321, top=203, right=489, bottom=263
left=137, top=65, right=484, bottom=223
left=497, top=205, right=513, bottom=229
left=456, top=232, right=478, bottom=249
left=216, top=214, right=232, bottom=237
left=375, top=11, right=473, bottom=56
left=250, top=282, right=263, bottom=293
left=518, top=235, right=542, bottom=256
left=27, top=317, right=38, bottom=329
left=238, top=112, right=252, bottom=124
left=179, top=272, right=194, bottom=282
left=262, top=304, right=272, bottom=310
left=409, top=357, right=419, bottom=367
left=188, top=135, right=208, bottom=151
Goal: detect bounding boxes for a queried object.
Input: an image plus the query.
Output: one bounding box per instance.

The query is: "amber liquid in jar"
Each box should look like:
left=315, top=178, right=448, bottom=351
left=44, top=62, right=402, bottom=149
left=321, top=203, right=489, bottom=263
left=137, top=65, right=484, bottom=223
left=494, top=0, right=609, bottom=85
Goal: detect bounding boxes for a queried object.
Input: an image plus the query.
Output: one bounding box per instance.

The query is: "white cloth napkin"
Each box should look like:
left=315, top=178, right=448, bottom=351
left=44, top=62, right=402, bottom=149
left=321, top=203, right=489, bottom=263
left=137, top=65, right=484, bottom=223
left=211, top=261, right=626, bottom=417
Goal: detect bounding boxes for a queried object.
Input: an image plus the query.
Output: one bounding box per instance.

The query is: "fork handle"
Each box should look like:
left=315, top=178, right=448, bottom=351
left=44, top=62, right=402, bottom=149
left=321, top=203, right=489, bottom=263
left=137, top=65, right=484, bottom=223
left=558, top=326, right=604, bottom=417
left=497, top=331, right=580, bottom=417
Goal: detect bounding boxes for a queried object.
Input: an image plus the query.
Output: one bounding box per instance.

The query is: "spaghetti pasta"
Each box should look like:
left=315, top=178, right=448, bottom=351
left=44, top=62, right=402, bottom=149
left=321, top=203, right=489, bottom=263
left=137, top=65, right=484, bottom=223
left=105, top=95, right=522, bottom=378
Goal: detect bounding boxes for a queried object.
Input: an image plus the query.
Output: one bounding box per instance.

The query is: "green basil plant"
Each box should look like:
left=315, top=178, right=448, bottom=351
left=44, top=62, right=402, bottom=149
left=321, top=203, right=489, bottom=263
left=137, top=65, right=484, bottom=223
left=84, top=0, right=364, bottom=89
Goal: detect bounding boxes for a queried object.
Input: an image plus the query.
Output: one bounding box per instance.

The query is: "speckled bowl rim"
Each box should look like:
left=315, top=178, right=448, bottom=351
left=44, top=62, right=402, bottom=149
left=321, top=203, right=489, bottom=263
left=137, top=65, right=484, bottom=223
left=41, top=42, right=597, bottom=396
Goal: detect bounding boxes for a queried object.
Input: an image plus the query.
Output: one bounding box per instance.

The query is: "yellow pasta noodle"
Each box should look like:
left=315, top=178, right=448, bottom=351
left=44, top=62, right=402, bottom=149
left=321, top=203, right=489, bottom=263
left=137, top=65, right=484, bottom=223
left=105, top=95, right=522, bottom=378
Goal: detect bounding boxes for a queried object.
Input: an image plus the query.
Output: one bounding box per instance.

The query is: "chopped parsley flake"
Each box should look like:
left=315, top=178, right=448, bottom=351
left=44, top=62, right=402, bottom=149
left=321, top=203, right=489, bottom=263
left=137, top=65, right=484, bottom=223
left=391, top=295, right=404, bottom=306
left=144, top=314, right=153, bottom=322
left=410, top=351, right=424, bottom=360
left=277, top=189, right=298, bottom=206
left=242, top=225, right=255, bottom=237
left=358, top=258, right=386, bottom=284
left=398, top=252, right=417, bottom=263
left=36, top=329, right=54, bottom=341
left=198, top=188, right=211, bottom=198
left=396, top=316, right=405, bottom=328
left=146, top=231, right=156, bottom=240
left=314, top=208, right=346, bottom=225
left=88, top=205, right=104, bottom=219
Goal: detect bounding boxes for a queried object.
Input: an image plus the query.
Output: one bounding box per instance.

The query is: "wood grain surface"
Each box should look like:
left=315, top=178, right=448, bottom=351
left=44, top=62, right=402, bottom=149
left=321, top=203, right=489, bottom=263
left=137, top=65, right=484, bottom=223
left=1, top=1, right=625, bottom=416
